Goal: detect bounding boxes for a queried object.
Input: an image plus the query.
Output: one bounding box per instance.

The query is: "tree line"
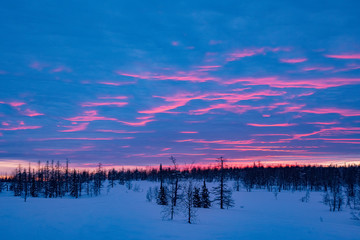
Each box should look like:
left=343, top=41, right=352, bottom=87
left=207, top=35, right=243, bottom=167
left=1, top=158, right=359, bottom=217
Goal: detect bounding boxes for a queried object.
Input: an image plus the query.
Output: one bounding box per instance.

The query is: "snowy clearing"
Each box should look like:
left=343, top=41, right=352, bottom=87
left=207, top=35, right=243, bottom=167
left=0, top=181, right=359, bottom=240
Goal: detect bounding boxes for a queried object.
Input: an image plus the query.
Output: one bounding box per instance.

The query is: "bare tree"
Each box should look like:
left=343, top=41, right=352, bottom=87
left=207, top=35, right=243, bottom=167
left=161, top=183, right=179, bottom=220
left=183, top=181, right=197, bottom=224
left=163, top=156, right=181, bottom=220
left=170, top=156, right=180, bottom=207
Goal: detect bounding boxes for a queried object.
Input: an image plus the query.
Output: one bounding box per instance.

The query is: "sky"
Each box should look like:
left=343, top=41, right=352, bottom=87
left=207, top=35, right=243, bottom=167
left=0, top=0, right=360, bottom=171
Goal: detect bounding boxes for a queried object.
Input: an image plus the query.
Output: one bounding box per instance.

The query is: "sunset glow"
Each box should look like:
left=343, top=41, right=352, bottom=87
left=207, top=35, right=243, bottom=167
left=0, top=0, right=360, bottom=172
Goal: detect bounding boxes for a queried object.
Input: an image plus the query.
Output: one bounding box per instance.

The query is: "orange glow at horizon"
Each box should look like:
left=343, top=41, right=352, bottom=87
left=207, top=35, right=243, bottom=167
left=1, top=155, right=360, bottom=175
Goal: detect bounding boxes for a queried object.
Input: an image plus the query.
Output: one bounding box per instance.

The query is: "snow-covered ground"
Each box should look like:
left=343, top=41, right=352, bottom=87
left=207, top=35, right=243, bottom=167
left=0, top=181, right=359, bottom=240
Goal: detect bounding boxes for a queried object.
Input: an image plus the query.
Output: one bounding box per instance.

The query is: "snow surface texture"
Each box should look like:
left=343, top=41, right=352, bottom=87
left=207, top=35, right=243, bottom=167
left=0, top=181, right=359, bottom=240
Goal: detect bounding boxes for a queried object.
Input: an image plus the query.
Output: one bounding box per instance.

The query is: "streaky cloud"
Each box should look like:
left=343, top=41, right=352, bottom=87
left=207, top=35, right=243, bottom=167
left=81, top=102, right=128, bottom=107
left=325, top=54, right=360, bottom=59
left=280, top=58, right=307, bottom=63
left=118, top=119, right=155, bottom=127
left=20, top=109, right=44, bottom=117
left=0, top=125, right=42, bottom=131
left=226, top=47, right=289, bottom=62
left=226, top=77, right=360, bottom=89
left=247, top=123, right=297, bottom=127
left=58, top=122, right=89, bottom=132
left=65, top=110, right=118, bottom=122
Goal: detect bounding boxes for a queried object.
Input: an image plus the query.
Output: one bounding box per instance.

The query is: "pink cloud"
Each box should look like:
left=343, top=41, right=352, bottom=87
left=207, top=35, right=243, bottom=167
left=29, top=61, right=47, bottom=71
left=247, top=123, right=297, bottom=127
left=2, top=122, right=9, bottom=126
left=65, top=110, right=154, bottom=127
left=97, top=129, right=153, bottom=134
left=175, top=138, right=254, bottom=145
left=136, top=115, right=154, bottom=120
left=98, top=96, right=128, bottom=100
left=226, top=47, right=289, bottom=62
left=226, top=76, right=360, bottom=89
left=299, top=107, right=360, bottom=117
left=185, top=120, right=207, bottom=124
left=189, top=103, right=234, bottom=115
left=142, top=90, right=285, bottom=116
left=328, top=141, right=360, bottom=144
left=139, top=100, right=190, bottom=114
left=280, top=58, right=307, bottom=63
left=252, top=133, right=291, bottom=136
left=171, top=41, right=179, bottom=46
left=98, top=81, right=136, bottom=86
left=50, top=66, right=72, bottom=73
left=180, top=131, right=198, bottom=134
left=189, top=103, right=265, bottom=115
left=227, top=49, right=264, bottom=61
left=302, top=66, right=334, bottom=71
left=202, top=90, right=286, bottom=103
left=303, top=138, right=360, bottom=142
left=291, top=127, right=360, bottom=140
left=161, top=148, right=171, bottom=151
left=59, top=122, right=89, bottom=132
left=81, top=102, right=128, bottom=107
left=122, top=137, right=135, bottom=140
left=278, top=103, right=305, bottom=113
left=212, top=146, right=308, bottom=153
left=29, top=137, right=120, bottom=141
left=126, top=153, right=207, bottom=158
left=8, top=102, right=26, bottom=107
left=196, top=65, right=222, bottom=72
left=306, top=121, right=339, bottom=125
left=0, top=125, right=42, bottom=131
left=286, top=91, right=315, bottom=99
left=334, top=63, right=360, bottom=72
left=21, top=109, right=44, bottom=117
left=325, top=54, right=360, bottom=59
left=225, top=77, right=278, bottom=85
left=34, top=145, right=94, bottom=153
left=115, top=71, right=217, bottom=82
left=118, top=119, right=155, bottom=127
left=1, top=102, right=44, bottom=117
left=65, top=110, right=118, bottom=122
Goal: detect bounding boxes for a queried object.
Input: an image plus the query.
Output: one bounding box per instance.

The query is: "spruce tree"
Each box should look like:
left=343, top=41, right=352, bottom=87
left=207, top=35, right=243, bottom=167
left=30, top=174, right=38, bottom=197
left=70, top=170, right=79, bottom=198
left=193, top=187, right=202, bottom=208
left=157, top=186, right=168, bottom=205
left=201, top=179, right=211, bottom=208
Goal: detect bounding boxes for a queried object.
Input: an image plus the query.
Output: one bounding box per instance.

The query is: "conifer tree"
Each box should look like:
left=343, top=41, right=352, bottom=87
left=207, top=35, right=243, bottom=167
left=193, top=187, right=202, bottom=208
left=70, top=170, right=79, bottom=198
left=157, top=163, right=168, bottom=205
left=157, top=185, right=168, bottom=205
left=201, top=179, right=211, bottom=208
left=213, top=157, right=234, bottom=209
left=30, top=171, right=38, bottom=197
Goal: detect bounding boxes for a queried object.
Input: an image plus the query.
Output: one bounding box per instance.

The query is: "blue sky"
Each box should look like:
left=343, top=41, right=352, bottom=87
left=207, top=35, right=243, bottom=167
left=1, top=0, right=360, bottom=170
